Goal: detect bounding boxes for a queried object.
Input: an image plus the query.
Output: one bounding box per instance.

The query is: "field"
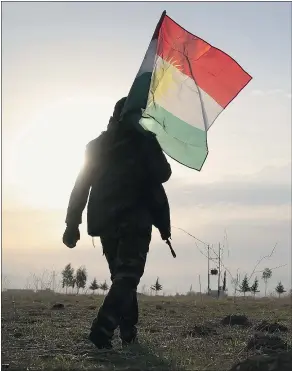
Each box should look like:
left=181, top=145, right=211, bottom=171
left=1, top=292, right=291, bottom=370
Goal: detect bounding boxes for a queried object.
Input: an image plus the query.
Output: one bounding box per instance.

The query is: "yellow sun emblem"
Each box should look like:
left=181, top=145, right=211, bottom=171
left=147, top=57, right=181, bottom=108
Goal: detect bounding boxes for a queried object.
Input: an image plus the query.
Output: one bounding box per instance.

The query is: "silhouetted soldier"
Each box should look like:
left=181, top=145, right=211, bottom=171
left=63, top=97, right=171, bottom=349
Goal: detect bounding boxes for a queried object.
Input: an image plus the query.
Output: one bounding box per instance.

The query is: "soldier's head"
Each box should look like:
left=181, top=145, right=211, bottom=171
left=112, top=97, right=127, bottom=120
left=107, top=97, right=127, bottom=131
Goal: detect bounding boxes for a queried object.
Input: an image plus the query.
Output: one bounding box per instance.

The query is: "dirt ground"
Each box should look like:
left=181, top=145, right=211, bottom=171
left=1, top=293, right=291, bottom=370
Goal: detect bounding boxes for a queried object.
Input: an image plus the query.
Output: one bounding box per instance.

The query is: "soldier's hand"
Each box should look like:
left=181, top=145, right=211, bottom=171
left=63, top=225, right=80, bottom=248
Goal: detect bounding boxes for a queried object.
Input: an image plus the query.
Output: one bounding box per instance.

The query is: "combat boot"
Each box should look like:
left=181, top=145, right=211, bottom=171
left=89, top=329, right=113, bottom=350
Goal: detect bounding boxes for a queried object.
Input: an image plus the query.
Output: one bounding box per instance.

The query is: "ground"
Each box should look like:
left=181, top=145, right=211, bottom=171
left=1, top=293, right=291, bottom=370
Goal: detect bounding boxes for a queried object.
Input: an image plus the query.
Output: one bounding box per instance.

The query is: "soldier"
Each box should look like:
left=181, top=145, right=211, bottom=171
left=63, top=97, right=171, bottom=349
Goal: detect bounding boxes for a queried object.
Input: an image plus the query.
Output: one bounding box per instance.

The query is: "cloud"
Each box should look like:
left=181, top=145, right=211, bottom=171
left=164, top=163, right=291, bottom=236
left=169, top=181, right=290, bottom=208
left=250, top=89, right=290, bottom=98
left=166, top=163, right=291, bottom=209
left=267, top=89, right=284, bottom=95
left=251, top=89, right=265, bottom=96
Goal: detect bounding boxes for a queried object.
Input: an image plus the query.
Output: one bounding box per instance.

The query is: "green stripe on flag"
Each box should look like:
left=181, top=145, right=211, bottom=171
left=140, top=104, right=208, bottom=170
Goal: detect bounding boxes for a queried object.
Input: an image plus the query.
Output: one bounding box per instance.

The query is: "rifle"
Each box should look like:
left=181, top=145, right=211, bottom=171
left=166, top=238, right=176, bottom=258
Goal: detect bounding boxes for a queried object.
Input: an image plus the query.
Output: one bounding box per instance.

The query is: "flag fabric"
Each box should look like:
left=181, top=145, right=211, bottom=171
left=122, top=11, right=252, bottom=170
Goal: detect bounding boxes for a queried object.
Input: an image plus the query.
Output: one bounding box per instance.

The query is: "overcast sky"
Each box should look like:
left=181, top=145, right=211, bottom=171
left=2, top=1, right=291, bottom=295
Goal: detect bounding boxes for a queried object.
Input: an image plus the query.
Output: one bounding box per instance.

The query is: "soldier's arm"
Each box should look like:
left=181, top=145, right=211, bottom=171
left=65, top=144, right=94, bottom=227
left=142, top=133, right=172, bottom=184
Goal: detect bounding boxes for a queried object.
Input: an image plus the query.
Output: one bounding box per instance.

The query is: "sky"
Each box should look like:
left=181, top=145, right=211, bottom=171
left=2, top=1, right=291, bottom=295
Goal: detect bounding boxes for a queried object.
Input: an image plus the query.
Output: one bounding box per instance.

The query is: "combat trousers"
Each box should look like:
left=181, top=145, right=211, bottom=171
left=90, top=218, right=152, bottom=343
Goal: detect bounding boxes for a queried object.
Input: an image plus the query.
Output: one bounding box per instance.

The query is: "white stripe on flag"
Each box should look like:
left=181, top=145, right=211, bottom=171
left=148, top=56, right=223, bottom=131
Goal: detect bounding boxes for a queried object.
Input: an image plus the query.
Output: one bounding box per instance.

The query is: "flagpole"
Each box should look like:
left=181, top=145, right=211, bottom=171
left=152, top=10, right=167, bottom=39
left=121, top=10, right=166, bottom=123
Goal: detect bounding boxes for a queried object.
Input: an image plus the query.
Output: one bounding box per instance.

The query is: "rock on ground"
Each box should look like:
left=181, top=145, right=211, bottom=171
left=221, top=314, right=250, bottom=327
left=51, top=303, right=65, bottom=310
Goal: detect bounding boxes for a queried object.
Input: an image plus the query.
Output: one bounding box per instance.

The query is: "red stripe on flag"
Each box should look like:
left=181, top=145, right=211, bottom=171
left=157, top=16, right=252, bottom=108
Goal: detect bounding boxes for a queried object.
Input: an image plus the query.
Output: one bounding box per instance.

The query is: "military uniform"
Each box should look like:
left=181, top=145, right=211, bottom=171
left=91, top=209, right=152, bottom=346
left=65, top=104, right=171, bottom=348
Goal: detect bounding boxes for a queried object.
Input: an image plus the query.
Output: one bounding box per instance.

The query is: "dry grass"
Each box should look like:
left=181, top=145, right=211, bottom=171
left=1, top=292, right=291, bottom=370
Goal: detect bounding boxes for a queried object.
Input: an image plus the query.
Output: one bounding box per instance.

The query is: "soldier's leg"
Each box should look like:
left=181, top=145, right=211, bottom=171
left=89, top=222, right=151, bottom=348
left=102, top=235, right=118, bottom=282
left=88, top=234, right=118, bottom=348
left=119, top=288, right=139, bottom=344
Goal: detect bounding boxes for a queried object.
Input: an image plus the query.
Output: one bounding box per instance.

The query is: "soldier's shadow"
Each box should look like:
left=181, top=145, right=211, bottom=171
left=85, top=342, right=187, bottom=371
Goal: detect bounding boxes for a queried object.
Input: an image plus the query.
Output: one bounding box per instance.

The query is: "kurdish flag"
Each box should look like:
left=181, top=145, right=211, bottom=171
left=122, top=11, right=252, bottom=170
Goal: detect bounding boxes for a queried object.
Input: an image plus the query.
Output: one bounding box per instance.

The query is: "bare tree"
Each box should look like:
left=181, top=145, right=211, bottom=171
left=262, top=268, right=272, bottom=296
left=2, top=275, right=10, bottom=291
left=231, top=270, right=240, bottom=301
left=25, top=271, right=56, bottom=292
left=39, top=269, right=53, bottom=290
left=31, top=273, right=41, bottom=292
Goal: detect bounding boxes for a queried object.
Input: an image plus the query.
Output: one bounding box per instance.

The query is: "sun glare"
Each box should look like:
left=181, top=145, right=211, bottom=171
left=6, top=96, right=113, bottom=209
